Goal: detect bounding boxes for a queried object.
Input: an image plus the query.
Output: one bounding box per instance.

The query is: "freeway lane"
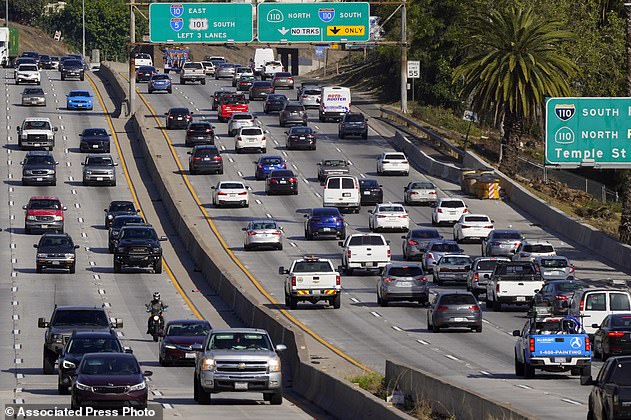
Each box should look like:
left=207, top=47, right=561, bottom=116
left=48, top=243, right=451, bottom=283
left=0, top=67, right=314, bottom=419
left=135, top=73, right=631, bottom=419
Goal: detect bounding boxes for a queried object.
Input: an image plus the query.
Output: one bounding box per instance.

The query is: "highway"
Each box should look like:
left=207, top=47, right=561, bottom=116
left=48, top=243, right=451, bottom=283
left=130, top=72, right=631, bottom=419
left=0, top=67, right=315, bottom=419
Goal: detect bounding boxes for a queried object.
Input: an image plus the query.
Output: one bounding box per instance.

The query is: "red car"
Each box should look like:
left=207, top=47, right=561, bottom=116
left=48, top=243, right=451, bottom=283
left=219, top=98, right=249, bottom=122
left=24, top=196, right=66, bottom=234
left=158, top=320, right=211, bottom=366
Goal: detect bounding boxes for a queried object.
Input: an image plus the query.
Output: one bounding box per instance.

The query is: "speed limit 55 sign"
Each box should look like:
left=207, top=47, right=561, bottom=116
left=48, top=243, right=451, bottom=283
left=407, top=61, right=420, bottom=79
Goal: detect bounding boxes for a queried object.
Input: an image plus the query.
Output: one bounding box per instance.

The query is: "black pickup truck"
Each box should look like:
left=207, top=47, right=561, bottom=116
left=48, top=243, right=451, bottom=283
left=584, top=355, right=631, bottom=419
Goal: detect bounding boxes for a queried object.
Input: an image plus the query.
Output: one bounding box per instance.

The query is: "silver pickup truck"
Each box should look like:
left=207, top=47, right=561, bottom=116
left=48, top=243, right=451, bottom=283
left=82, top=154, right=118, bottom=186
left=180, top=62, right=206, bottom=85
left=193, top=328, right=286, bottom=405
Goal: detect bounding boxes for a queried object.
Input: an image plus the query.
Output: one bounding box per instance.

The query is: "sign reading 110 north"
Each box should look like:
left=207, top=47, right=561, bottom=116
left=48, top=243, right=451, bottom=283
left=545, top=97, right=631, bottom=168
left=149, top=3, right=253, bottom=43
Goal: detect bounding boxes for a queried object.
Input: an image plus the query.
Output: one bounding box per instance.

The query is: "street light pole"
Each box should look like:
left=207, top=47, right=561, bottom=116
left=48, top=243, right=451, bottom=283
left=400, top=0, right=408, bottom=113
left=129, top=4, right=136, bottom=117
left=5, top=0, right=8, bottom=27
left=82, top=0, right=86, bottom=59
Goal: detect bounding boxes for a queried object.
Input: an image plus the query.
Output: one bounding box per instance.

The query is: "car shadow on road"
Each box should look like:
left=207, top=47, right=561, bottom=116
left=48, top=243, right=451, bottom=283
left=90, top=224, right=107, bottom=230
left=22, top=388, right=59, bottom=396
left=64, top=181, right=85, bottom=187
left=3, top=368, right=42, bottom=376
left=89, top=247, right=110, bottom=254
left=14, top=268, right=38, bottom=274
left=3, top=144, right=21, bottom=151
left=3, top=180, right=23, bottom=186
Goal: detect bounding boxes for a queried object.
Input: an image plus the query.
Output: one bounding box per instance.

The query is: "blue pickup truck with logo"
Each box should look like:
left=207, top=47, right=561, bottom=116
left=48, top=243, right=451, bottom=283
left=513, top=311, right=591, bottom=378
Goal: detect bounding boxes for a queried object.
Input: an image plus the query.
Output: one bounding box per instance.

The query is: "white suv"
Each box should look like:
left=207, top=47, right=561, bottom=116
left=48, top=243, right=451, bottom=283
left=512, top=240, right=556, bottom=262
left=431, top=198, right=468, bottom=226
left=16, top=64, right=40, bottom=85
left=228, top=112, right=257, bottom=136
left=377, top=152, right=409, bottom=176
left=235, top=127, right=266, bottom=154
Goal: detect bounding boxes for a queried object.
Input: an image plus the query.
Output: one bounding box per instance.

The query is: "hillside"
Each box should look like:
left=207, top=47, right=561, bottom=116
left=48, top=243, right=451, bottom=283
left=0, top=19, right=71, bottom=56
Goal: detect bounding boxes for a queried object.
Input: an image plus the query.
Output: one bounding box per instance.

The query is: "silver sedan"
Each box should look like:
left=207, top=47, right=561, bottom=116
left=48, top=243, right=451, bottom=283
left=242, top=220, right=283, bottom=251
left=403, top=181, right=437, bottom=205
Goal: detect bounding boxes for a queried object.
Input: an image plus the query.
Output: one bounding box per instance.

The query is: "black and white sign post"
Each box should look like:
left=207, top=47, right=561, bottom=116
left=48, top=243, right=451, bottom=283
left=407, top=60, right=420, bottom=102
left=462, top=110, right=478, bottom=151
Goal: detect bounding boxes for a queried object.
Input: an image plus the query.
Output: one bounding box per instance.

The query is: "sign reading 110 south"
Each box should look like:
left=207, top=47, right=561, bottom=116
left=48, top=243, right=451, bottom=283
left=545, top=97, right=631, bottom=168
left=148, top=3, right=253, bottom=43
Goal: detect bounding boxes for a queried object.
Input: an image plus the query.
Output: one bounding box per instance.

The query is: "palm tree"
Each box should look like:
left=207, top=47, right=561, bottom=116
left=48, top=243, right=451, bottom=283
left=453, top=6, right=578, bottom=175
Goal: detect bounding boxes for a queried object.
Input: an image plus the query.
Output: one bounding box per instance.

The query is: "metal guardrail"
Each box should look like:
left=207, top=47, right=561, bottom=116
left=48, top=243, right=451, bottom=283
left=380, top=107, right=464, bottom=161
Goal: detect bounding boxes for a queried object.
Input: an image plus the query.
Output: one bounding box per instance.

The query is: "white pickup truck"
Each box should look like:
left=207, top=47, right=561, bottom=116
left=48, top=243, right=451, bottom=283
left=262, top=60, right=284, bottom=80
left=179, top=62, right=206, bottom=85
left=339, top=233, right=391, bottom=275
left=485, top=261, right=544, bottom=312
left=17, top=117, right=58, bottom=150
left=279, top=256, right=341, bottom=309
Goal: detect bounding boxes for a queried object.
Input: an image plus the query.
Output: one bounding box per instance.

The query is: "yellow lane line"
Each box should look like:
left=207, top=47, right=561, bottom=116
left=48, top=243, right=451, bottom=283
left=124, top=73, right=370, bottom=371
left=86, top=72, right=203, bottom=321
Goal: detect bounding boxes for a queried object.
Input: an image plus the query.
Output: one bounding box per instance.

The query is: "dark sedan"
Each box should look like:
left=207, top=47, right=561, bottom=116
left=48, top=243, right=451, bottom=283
left=104, top=200, right=138, bottom=228
left=57, top=331, right=126, bottom=394
left=359, top=178, right=383, bottom=205
left=71, top=353, right=151, bottom=410
left=593, top=314, right=631, bottom=360
left=79, top=128, right=111, bottom=153
left=212, top=90, right=234, bottom=110
left=263, top=94, right=288, bottom=114
left=185, top=121, right=215, bottom=146
left=165, top=107, right=193, bottom=129
left=34, top=233, right=79, bottom=273
left=236, top=75, right=256, bottom=92
left=158, top=320, right=211, bottom=366
left=108, top=214, right=145, bottom=253
left=531, top=279, right=587, bottom=315
left=135, top=65, right=158, bottom=82
left=266, top=169, right=298, bottom=195
left=250, top=81, right=274, bottom=101
left=285, top=126, right=317, bottom=150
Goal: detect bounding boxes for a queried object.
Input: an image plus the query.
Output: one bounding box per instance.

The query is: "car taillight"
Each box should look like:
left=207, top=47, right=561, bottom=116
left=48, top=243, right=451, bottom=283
left=168, top=116, right=174, bottom=119
left=409, top=191, right=418, bottom=195
left=217, top=192, right=228, bottom=195
left=569, top=265, right=575, bottom=273
left=474, top=273, right=479, bottom=280
left=187, top=130, right=194, bottom=133
left=213, top=156, right=222, bottom=161
left=206, top=129, right=213, bottom=133
left=382, top=160, right=390, bottom=164
left=579, top=299, right=584, bottom=311
left=483, top=225, right=494, bottom=229
left=291, top=276, right=296, bottom=287
left=336, top=275, right=341, bottom=285
left=193, top=157, right=201, bottom=161
left=383, top=277, right=393, bottom=283
left=469, top=305, right=480, bottom=311
left=608, top=331, right=626, bottom=338
left=420, top=276, right=427, bottom=281
left=282, top=164, right=287, bottom=168
left=555, top=295, right=568, bottom=301
left=586, top=337, right=591, bottom=352
left=289, top=177, right=297, bottom=183
left=238, top=192, right=247, bottom=195
left=398, top=215, right=408, bottom=218
left=247, top=231, right=257, bottom=236
left=529, top=338, right=535, bottom=353
left=347, top=250, right=351, bottom=259
left=437, top=208, right=443, bottom=213
left=270, top=179, right=279, bottom=183
left=408, top=240, right=419, bottom=246
left=377, top=215, right=387, bottom=218
left=514, top=242, right=521, bottom=247
left=333, top=218, right=343, bottom=222
left=429, top=191, right=436, bottom=195
left=272, top=231, right=282, bottom=235
left=387, top=249, right=391, bottom=258
left=258, top=164, right=263, bottom=168
left=461, top=225, right=471, bottom=229
left=427, top=253, right=434, bottom=260
left=436, top=306, right=448, bottom=311
left=288, top=77, right=293, bottom=81
left=496, top=283, right=500, bottom=293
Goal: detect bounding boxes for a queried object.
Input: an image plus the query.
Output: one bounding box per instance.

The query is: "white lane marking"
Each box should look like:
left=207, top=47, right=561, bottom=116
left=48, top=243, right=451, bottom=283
left=350, top=297, right=359, bottom=303
left=13, top=344, right=20, bottom=349
left=63, top=135, right=67, bottom=141
left=116, top=331, right=124, bottom=337
left=65, top=148, right=69, bottom=154
left=11, top=286, right=17, bottom=292
left=289, top=242, right=297, bottom=247
left=220, top=145, right=226, bottom=151
left=7, top=173, right=11, bottom=179
left=335, top=147, right=341, bottom=153
left=10, top=243, right=15, bottom=249
left=12, top=301, right=18, bottom=306
left=561, top=398, right=583, bottom=406
left=303, top=178, right=309, bottom=184
left=12, top=329, right=19, bottom=334
left=14, top=398, right=24, bottom=404
left=391, top=326, right=403, bottom=332
left=273, top=139, right=279, bottom=145
left=16, top=374, right=23, bottom=379
left=74, top=203, right=80, bottom=208
left=7, top=160, right=11, bottom=165
left=360, top=173, right=366, bottom=178
left=444, top=354, right=459, bottom=361
left=11, top=272, right=16, bottom=277
left=282, top=151, right=288, bottom=157
left=78, top=217, right=84, bottom=223
left=162, top=404, right=173, bottom=410
left=8, top=187, right=13, bottom=192
left=152, top=390, right=162, bottom=396
left=81, top=232, right=87, bottom=238
left=103, top=302, right=111, bottom=307
left=255, top=199, right=262, bottom=205
left=8, top=200, right=13, bottom=206
left=291, top=163, right=298, bottom=170
left=58, top=116, right=62, bottom=120
left=6, top=149, right=10, bottom=154
left=68, top=176, right=74, bottom=181
left=66, top=161, right=71, bottom=167
left=9, top=214, right=14, bottom=220
left=265, top=213, right=272, bottom=219
left=482, top=319, right=491, bottom=324
left=15, top=387, right=22, bottom=393
left=228, top=158, right=234, bottom=163
left=348, top=160, right=353, bottom=165
left=94, top=274, right=100, bottom=280
left=98, top=289, right=106, bottom=295
left=370, top=311, right=382, bottom=318
left=314, top=192, right=321, bottom=198
left=14, top=359, right=22, bottom=364
left=11, top=258, right=16, bottom=264
left=516, top=384, right=532, bottom=390
left=237, top=171, right=243, bottom=177
left=89, top=261, right=96, bottom=266
left=479, top=370, right=492, bottom=376
left=71, top=189, right=77, bottom=194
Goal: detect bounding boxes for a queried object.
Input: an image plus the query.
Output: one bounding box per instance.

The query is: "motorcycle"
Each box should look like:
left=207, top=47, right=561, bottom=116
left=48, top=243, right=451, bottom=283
left=146, top=304, right=168, bottom=342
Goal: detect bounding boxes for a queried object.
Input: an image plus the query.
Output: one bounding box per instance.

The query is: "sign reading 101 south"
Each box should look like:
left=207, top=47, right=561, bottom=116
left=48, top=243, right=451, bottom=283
left=545, top=97, right=631, bottom=168
left=149, top=3, right=253, bottom=43
left=258, top=3, right=370, bottom=43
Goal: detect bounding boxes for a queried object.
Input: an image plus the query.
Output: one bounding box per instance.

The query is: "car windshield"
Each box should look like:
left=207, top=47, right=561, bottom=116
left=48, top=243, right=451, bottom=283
left=322, top=160, right=346, bottom=167
left=67, top=337, right=121, bottom=354
left=219, top=183, right=245, bottom=190
left=19, top=64, right=38, bottom=71
left=208, top=332, right=272, bottom=351
left=439, top=294, right=477, bottom=305
left=411, top=230, right=440, bottom=239
left=81, top=357, right=140, bottom=375
left=388, top=266, right=423, bottom=277
left=293, top=261, right=333, bottom=272
left=112, top=217, right=144, bottom=229
left=87, top=157, right=113, bottom=166
left=239, top=76, right=255, bottom=81
left=378, top=206, right=404, bottom=213
left=440, top=200, right=465, bottom=209
left=233, top=114, right=253, bottom=120
left=251, top=222, right=278, bottom=230
left=120, top=227, right=158, bottom=240
left=64, top=59, right=83, bottom=67
left=611, top=315, right=631, bottom=327
left=262, top=158, right=283, bottom=165
left=83, top=128, right=108, bottom=137
left=345, top=114, right=364, bottom=122
left=184, top=63, right=203, bottom=69
left=110, top=202, right=134, bottom=212
left=555, top=282, right=585, bottom=292
left=608, top=362, right=631, bottom=386
left=524, top=244, right=554, bottom=253
left=23, top=88, right=44, bottom=95
left=430, top=243, right=460, bottom=252
left=253, top=82, right=272, bottom=87
left=290, top=127, right=313, bottom=135
left=268, top=95, right=287, bottom=101
left=52, top=310, right=109, bottom=327
left=492, top=231, right=522, bottom=240
left=166, top=323, right=210, bottom=337
left=270, top=170, right=293, bottom=177
left=540, top=258, right=568, bottom=268
left=138, top=66, right=154, bottom=72
left=29, top=199, right=61, bottom=209
left=189, top=123, right=210, bottom=131
left=303, top=89, right=321, bottom=95
left=40, top=236, right=72, bottom=248
left=25, top=155, right=55, bottom=165
left=440, top=256, right=471, bottom=265
left=69, top=91, right=90, bottom=97
left=23, top=120, right=51, bottom=130
left=285, top=105, right=304, bottom=112
left=313, top=208, right=340, bottom=217
left=152, top=75, right=169, bottom=80
left=384, top=153, right=406, bottom=160
left=464, top=216, right=490, bottom=222
left=410, top=182, right=434, bottom=189
left=476, top=260, right=502, bottom=270
left=496, top=264, right=536, bottom=276
left=348, top=235, right=386, bottom=246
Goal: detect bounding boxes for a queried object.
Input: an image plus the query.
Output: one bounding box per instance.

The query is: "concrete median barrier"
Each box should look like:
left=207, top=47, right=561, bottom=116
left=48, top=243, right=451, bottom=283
left=98, top=62, right=410, bottom=419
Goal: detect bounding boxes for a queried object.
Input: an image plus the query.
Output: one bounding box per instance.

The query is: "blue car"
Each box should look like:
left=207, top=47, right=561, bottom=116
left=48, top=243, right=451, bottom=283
left=304, top=207, right=345, bottom=240
left=66, top=90, right=93, bottom=110
left=148, top=73, right=172, bottom=94
left=254, top=155, right=286, bottom=180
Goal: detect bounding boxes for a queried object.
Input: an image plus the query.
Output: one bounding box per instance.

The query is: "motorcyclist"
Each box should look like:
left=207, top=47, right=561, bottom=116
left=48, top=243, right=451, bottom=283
left=146, top=291, right=167, bottom=334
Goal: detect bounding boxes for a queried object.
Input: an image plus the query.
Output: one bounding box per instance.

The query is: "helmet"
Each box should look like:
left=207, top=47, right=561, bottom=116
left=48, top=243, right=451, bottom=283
left=153, top=291, right=160, bottom=300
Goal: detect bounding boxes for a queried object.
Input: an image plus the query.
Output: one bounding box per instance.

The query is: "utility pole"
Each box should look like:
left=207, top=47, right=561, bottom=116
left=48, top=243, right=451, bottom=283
left=129, top=4, right=136, bottom=117
left=82, top=0, right=86, bottom=59
left=5, top=0, right=8, bottom=27
left=400, top=0, right=408, bottom=113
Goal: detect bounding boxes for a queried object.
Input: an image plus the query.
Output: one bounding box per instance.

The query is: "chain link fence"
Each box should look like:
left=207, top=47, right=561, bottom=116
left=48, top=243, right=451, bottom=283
left=517, top=158, right=619, bottom=202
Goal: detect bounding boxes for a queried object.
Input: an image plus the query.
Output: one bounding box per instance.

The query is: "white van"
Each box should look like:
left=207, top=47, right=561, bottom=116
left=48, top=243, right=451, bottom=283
left=253, top=48, right=275, bottom=75
left=319, top=86, right=351, bottom=122
left=134, top=53, right=153, bottom=67
left=323, top=175, right=360, bottom=213
left=569, top=287, right=631, bottom=335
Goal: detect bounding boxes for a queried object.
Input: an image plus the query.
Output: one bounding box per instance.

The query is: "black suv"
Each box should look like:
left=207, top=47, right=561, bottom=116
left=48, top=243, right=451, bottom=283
left=21, top=150, right=58, bottom=186
left=165, top=107, right=193, bottom=129
left=359, top=178, right=383, bottom=205
left=57, top=330, right=128, bottom=394
left=185, top=121, right=216, bottom=146
left=79, top=128, right=110, bottom=153
left=108, top=214, right=145, bottom=253
left=34, top=233, right=79, bottom=273
left=104, top=200, right=138, bottom=228
left=113, top=224, right=167, bottom=274
left=338, top=113, right=368, bottom=139
left=60, top=59, right=85, bottom=81
left=188, top=145, right=223, bottom=175
left=38, top=306, right=123, bottom=374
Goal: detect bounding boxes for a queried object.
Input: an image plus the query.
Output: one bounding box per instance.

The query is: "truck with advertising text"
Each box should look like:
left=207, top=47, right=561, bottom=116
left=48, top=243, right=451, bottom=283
left=0, top=27, right=19, bottom=67
left=163, top=49, right=189, bottom=74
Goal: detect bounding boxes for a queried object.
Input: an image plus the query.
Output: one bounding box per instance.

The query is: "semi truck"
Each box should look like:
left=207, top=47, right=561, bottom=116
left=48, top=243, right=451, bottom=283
left=0, top=27, right=19, bottom=68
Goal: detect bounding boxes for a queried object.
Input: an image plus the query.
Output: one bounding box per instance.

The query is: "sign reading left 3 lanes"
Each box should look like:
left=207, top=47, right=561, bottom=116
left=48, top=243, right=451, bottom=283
left=149, top=3, right=253, bottom=43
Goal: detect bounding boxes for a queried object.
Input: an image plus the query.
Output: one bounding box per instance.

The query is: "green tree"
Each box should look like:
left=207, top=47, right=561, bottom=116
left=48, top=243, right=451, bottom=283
left=7, top=0, right=47, bottom=24
left=453, top=6, right=578, bottom=175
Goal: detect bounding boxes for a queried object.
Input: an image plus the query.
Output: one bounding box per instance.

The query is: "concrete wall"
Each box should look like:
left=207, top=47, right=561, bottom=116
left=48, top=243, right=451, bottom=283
left=386, top=361, right=535, bottom=420
left=97, top=62, right=411, bottom=420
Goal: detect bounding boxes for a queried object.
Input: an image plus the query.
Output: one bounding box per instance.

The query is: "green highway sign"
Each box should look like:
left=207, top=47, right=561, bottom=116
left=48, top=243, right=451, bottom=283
left=149, top=3, right=253, bottom=43
left=257, top=3, right=370, bottom=43
left=545, top=97, right=631, bottom=168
